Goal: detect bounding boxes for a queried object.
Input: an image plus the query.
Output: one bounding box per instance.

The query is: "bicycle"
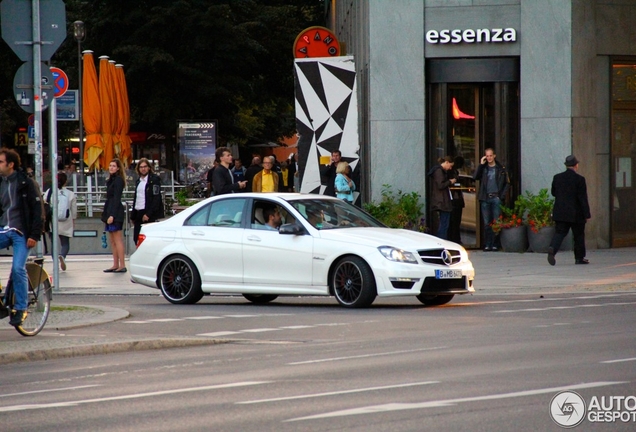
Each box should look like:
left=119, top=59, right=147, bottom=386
left=0, top=256, right=52, bottom=336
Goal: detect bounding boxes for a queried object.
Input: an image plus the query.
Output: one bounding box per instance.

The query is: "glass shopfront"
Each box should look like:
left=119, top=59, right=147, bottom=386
left=611, top=60, right=636, bottom=247
left=427, top=58, right=520, bottom=248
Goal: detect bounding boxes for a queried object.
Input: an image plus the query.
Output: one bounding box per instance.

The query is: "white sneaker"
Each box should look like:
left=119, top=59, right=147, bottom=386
left=59, top=255, right=66, bottom=271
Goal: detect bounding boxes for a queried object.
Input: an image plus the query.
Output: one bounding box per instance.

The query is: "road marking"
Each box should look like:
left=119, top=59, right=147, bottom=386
left=494, top=301, right=636, bottom=313
left=124, top=313, right=295, bottom=324
left=600, top=357, right=636, bottom=364
left=0, top=381, right=271, bottom=413
left=287, top=347, right=447, bottom=365
left=285, top=381, right=627, bottom=422
left=197, top=322, right=351, bottom=338
left=237, top=381, right=439, bottom=405
left=0, top=385, right=100, bottom=399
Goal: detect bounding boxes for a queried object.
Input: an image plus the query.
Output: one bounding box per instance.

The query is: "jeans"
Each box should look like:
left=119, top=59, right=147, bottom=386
left=480, top=197, right=502, bottom=248
left=49, top=232, right=70, bottom=258
left=436, top=211, right=451, bottom=240
left=0, top=230, right=29, bottom=311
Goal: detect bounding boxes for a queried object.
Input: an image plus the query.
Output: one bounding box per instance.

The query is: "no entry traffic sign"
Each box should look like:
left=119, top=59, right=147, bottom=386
left=50, top=67, right=69, bottom=98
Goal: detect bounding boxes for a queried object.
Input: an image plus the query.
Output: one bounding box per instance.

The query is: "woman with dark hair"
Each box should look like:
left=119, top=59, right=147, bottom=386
left=101, top=158, right=127, bottom=273
left=427, top=156, right=456, bottom=240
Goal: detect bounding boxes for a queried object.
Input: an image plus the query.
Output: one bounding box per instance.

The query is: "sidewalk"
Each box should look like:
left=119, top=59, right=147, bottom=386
left=1, top=248, right=635, bottom=364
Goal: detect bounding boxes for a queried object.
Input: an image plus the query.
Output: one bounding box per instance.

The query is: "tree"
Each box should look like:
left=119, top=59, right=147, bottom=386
left=44, top=0, right=325, bottom=146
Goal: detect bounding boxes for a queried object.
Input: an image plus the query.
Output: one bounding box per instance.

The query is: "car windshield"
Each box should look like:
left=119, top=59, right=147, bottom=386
left=289, top=198, right=383, bottom=230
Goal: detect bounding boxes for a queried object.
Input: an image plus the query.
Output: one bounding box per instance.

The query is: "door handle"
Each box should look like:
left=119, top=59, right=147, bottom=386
left=246, top=235, right=261, bottom=242
left=192, top=230, right=205, bottom=236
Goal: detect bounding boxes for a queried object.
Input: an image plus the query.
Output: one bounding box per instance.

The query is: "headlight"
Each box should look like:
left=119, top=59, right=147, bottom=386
left=378, top=246, right=418, bottom=264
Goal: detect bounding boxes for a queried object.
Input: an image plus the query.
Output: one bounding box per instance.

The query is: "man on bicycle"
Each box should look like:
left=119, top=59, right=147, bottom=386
left=0, top=148, right=43, bottom=326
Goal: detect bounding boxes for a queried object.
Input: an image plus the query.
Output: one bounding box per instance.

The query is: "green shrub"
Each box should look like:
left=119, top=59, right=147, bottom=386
left=363, top=185, right=427, bottom=232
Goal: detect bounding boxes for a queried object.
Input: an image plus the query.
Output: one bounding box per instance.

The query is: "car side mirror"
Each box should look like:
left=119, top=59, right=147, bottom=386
left=279, top=223, right=305, bottom=235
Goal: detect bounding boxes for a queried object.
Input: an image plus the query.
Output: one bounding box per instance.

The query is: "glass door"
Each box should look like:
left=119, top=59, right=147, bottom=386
left=427, top=82, right=519, bottom=248
left=611, top=61, right=636, bottom=247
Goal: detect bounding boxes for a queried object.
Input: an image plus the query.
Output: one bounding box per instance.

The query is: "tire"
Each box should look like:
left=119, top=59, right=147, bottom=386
left=331, top=256, right=376, bottom=308
left=242, top=294, right=279, bottom=304
left=159, top=255, right=204, bottom=304
left=16, top=279, right=51, bottom=337
left=416, top=294, right=454, bottom=306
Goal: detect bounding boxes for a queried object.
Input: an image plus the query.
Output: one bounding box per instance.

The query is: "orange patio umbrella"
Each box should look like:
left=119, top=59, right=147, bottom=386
left=82, top=51, right=102, bottom=169
left=98, top=56, right=117, bottom=169
left=114, top=64, right=132, bottom=166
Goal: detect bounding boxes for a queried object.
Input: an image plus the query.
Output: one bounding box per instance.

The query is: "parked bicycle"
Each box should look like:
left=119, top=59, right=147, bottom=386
left=0, top=256, right=52, bottom=336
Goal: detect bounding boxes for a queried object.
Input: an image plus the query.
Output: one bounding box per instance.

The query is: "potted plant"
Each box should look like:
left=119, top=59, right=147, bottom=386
left=517, top=188, right=555, bottom=253
left=363, top=185, right=427, bottom=232
left=491, top=199, right=528, bottom=252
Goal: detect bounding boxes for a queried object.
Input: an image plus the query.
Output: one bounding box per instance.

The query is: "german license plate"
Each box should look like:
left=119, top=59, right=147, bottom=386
left=435, top=269, right=462, bottom=279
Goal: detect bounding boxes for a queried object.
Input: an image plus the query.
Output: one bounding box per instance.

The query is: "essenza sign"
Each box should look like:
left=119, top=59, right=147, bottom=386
left=426, top=28, right=517, bottom=44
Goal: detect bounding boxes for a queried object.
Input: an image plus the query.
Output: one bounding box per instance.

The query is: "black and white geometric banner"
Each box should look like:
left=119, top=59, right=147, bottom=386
left=293, top=56, right=359, bottom=197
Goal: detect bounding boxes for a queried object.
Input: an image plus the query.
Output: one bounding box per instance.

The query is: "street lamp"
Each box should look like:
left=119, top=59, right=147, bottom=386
left=73, top=20, right=86, bottom=182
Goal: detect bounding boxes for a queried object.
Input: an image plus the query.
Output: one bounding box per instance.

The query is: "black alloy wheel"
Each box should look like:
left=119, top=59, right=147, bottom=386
left=159, top=255, right=204, bottom=304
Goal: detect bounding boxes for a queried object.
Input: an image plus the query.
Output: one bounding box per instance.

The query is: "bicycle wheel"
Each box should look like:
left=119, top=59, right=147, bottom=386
left=16, top=279, right=51, bottom=337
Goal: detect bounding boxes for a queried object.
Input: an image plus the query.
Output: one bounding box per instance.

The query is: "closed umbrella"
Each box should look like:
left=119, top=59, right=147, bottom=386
left=82, top=51, right=102, bottom=169
left=98, top=56, right=116, bottom=169
left=115, top=64, right=132, bottom=166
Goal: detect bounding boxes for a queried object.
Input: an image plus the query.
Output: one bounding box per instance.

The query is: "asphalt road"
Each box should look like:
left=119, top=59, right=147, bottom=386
left=2, top=293, right=636, bottom=431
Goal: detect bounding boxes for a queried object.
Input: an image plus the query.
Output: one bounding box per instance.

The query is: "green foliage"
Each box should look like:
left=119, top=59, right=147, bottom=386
left=41, top=0, right=325, bottom=145
left=517, top=188, right=554, bottom=233
left=363, top=185, right=427, bottom=232
left=491, top=198, right=526, bottom=234
left=174, top=189, right=191, bottom=206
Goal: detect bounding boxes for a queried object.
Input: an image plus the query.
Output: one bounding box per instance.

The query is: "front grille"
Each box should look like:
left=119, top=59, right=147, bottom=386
left=421, top=276, right=466, bottom=292
left=417, top=249, right=461, bottom=265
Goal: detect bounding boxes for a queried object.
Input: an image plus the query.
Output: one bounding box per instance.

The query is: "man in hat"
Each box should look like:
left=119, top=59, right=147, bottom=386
left=547, top=155, right=591, bottom=265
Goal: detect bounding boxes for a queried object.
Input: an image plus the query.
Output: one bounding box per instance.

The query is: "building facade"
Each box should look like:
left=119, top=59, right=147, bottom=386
left=328, top=0, right=636, bottom=249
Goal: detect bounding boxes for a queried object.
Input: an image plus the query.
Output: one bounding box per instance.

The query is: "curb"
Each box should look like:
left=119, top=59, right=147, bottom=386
left=0, top=338, right=231, bottom=365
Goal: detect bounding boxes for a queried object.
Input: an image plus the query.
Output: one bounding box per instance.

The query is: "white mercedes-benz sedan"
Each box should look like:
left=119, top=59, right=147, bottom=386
left=130, top=193, right=475, bottom=308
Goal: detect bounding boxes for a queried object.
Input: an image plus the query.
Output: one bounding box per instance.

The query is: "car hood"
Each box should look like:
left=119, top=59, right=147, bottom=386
left=318, top=227, right=463, bottom=251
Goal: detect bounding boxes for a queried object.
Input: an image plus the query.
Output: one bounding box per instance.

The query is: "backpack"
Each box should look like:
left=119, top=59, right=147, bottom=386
left=47, top=188, right=71, bottom=221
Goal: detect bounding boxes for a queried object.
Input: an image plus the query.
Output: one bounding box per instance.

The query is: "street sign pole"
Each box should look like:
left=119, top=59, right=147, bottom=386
left=32, top=0, right=44, bottom=258
left=49, top=96, right=59, bottom=285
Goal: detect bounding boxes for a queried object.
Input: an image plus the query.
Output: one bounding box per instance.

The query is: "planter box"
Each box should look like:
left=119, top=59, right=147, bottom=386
left=528, top=225, right=555, bottom=253
left=499, top=226, right=528, bottom=252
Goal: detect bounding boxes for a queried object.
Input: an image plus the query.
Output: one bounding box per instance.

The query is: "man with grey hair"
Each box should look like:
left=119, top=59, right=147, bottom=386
left=252, top=156, right=280, bottom=192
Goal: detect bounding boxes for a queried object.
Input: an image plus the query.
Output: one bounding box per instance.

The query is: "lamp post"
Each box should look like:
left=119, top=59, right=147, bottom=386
left=73, top=21, right=86, bottom=183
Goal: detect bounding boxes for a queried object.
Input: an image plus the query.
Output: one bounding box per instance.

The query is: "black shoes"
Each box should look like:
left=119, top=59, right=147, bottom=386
left=9, top=309, right=27, bottom=326
left=547, top=247, right=556, bottom=266
left=575, top=258, right=590, bottom=265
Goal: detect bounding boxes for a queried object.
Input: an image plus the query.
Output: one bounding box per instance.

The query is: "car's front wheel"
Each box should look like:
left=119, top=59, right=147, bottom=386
left=159, top=255, right=203, bottom=304
left=416, top=294, right=454, bottom=306
left=242, top=294, right=278, bottom=304
left=331, top=256, right=376, bottom=308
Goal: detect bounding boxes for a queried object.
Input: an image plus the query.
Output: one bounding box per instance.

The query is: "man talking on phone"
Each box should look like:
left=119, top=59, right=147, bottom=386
left=473, top=148, right=510, bottom=251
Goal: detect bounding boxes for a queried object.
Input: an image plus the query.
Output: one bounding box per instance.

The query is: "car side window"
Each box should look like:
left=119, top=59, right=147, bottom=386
left=184, top=205, right=210, bottom=227
left=207, top=198, right=246, bottom=227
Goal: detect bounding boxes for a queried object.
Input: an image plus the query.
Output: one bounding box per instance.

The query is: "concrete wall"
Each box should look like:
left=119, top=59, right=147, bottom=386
left=368, top=0, right=425, bottom=202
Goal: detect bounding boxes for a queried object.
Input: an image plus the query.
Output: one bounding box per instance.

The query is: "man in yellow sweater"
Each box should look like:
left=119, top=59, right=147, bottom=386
left=252, top=156, right=280, bottom=192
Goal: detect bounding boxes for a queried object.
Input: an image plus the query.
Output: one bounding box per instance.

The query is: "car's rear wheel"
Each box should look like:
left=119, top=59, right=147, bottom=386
left=159, top=255, right=203, bottom=304
left=416, top=294, right=454, bottom=306
left=242, top=294, right=279, bottom=304
left=331, top=256, right=376, bottom=308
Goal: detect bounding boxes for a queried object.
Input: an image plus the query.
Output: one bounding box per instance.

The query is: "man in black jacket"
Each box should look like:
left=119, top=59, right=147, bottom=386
left=547, top=155, right=591, bottom=266
left=473, top=148, right=509, bottom=251
left=213, top=147, right=247, bottom=195
left=0, top=148, right=43, bottom=326
left=131, top=158, right=164, bottom=245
